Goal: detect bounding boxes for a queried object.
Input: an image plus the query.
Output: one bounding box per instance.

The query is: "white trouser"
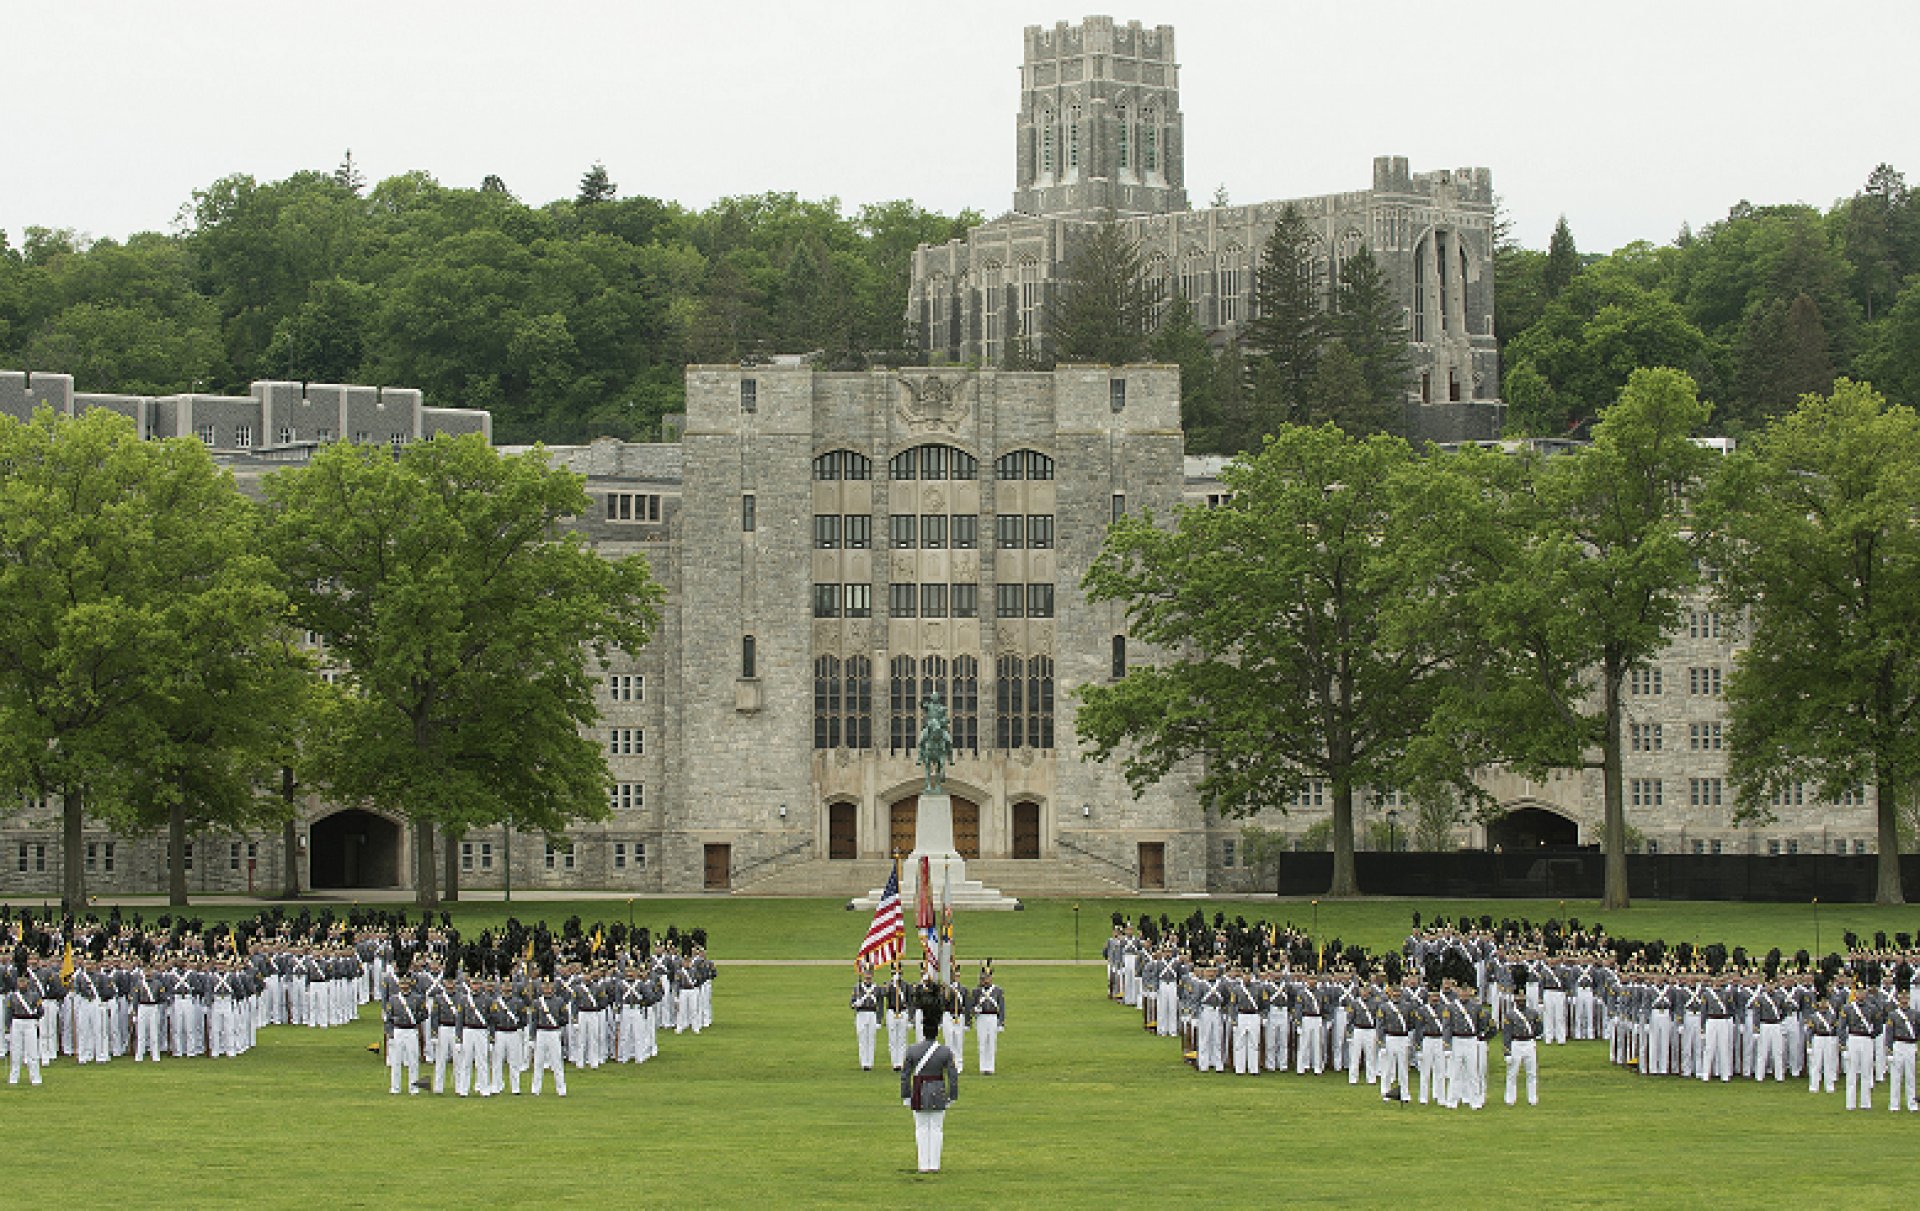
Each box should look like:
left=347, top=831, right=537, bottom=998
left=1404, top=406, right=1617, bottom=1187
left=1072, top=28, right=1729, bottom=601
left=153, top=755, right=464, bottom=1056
left=1808, top=1034, right=1840, bottom=1092
left=1845, top=1035, right=1876, bottom=1108
left=1466, top=1037, right=1490, bottom=1107
left=1157, top=984, right=1179, bottom=1037
left=676, top=988, right=699, bottom=1033
left=1232, top=1013, right=1261, bottom=1074
left=856, top=1010, right=881, bottom=1068
left=432, top=1023, right=458, bottom=1092
left=1295, top=1016, right=1325, bottom=1073
left=492, top=1030, right=525, bottom=1093
left=1197, top=1007, right=1225, bottom=1071
left=912, top=1109, right=946, bottom=1171
left=1265, top=1010, right=1289, bottom=1069
left=135, top=1004, right=166, bottom=1061
left=388, top=1030, right=421, bottom=1093
left=1506, top=1039, right=1538, bottom=1105
left=886, top=1010, right=908, bottom=1067
left=1753, top=1022, right=1787, bottom=1081
left=1379, top=1035, right=1411, bottom=1100
left=1700, top=1018, right=1734, bottom=1081
left=1418, top=1038, right=1446, bottom=1103
left=1542, top=990, right=1568, bottom=1043
left=1348, top=1026, right=1378, bottom=1084
left=8, top=1018, right=42, bottom=1084
left=1887, top=1040, right=1917, bottom=1111
left=942, top=1017, right=966, bottom=1072
left=456, top=1030, right=491, bottom=1095
left=974, top=1013, right=1001, bottom=1074
left=531, top=1030, right=568, bottom=1095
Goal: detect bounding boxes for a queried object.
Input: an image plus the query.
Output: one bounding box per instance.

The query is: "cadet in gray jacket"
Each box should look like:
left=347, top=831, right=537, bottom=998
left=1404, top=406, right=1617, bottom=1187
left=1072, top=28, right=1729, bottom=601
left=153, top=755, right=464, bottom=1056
left=901, top=1009, right=960, bottom=1173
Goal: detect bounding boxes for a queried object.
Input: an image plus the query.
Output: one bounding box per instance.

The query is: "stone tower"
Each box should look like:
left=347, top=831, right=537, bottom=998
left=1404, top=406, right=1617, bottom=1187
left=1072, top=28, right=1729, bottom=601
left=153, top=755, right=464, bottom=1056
left=1012, top=16, right=1187, bottom=220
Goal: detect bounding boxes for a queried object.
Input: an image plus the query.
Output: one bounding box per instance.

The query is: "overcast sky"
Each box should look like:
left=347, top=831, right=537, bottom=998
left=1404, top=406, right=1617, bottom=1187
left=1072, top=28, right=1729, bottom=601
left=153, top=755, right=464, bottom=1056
left=6, top=1, right=1915, bottom=256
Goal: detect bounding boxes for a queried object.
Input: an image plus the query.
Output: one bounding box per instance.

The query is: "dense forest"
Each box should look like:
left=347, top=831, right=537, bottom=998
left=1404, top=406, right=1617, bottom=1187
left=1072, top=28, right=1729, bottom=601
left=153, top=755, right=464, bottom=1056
left=1, top=155, right=1914, bottom=445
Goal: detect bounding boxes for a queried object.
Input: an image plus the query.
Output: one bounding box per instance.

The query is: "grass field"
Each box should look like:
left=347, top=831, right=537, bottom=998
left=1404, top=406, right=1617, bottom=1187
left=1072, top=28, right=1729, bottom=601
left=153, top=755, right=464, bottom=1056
left=6, top=896, right=1918, bottom=1208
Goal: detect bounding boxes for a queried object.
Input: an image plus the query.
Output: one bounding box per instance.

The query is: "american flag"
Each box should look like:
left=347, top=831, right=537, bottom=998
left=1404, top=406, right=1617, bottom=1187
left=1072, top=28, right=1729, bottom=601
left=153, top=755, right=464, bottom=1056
left=858, top=861, right=905, bottom=967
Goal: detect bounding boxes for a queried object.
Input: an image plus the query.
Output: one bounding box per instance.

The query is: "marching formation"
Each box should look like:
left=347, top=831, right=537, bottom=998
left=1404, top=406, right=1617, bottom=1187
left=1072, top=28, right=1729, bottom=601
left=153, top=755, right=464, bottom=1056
left=0, top=903, right=719, bottom=1096
left=851, top=961, right=1005, bottom=1077
left=1105, top=910, right=1920, bottom=1113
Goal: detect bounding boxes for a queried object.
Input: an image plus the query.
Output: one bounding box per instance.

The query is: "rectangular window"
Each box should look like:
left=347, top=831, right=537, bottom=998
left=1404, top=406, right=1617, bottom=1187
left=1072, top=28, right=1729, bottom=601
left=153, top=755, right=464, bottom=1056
left=1630, top=778, right=1663, bottom=808
left=85, top=842, right=98, bottom=873
left=1711, top=839, right=1724, bottom=855
left=813, top=584, right=841, bottom=619
left=1840, top=784, right=1867, bottom=808
left=740, top=379, right=757, bottom=412
left=196, top=423, right=216, bottom=445
left=277, top=425, right=295, bottom=444
left=229, top=842, right=241, bottom=872
left=1630, top=668, right=1663, bottom=695
left=951, top=515, right=978, bottom=550
left=1630, top=722, right=1663, bottom=752
left=634, top=842, right=647, bottom=870
left=1112, top=494, right=1126, bottom=523
left=461, top=842, right=474, bottom=873
left=1222, top=839, right=1235, bottom=868
left=1690, top=777, right=1723, bottom=808
left=951, top=584, right=979, bottom=619
left=890, top=583, right=918, bottom=619
left=389, top=433, right=408, bottom=450
left=606, top=674, right=643, bottom=702
left=996, top=515, right=1024, bottom=549
left=1027, top=515, right=1054, bottom=549
left=235, top=425, right=254, bottom=448
left=742, top=495, right=756, bottom=532
left=1027, top=584, right=1054, bottom=618
left=103, top=841, right=114, bottom=873
left=844, top=515, right=872, bottom=550
left=1690, top=611, right=1722, bottom=640
left=814, top=515, right=841, bottom=549
left=1771, top=782, right=1806, bottom=808
left=921, top=515, right=947, bottom=549
left=1693, top=839, right=1706, bottom=855
left=996, top=584, right=1025, bottom=618
left=183, top=843, right=194, bottom=872
left=845, top=583, right=872, bottom=618
left=920, top=583, right=948, bottom=619
left=1856, top=840, right=1869, bottom=855
left=1689, top=722, right=1722, bottom=751
left=1110, top=379, right=1127, bottom=412
left=1688, top=666, right=1722, bottom=696
left=892, top=514, right=918, bottom=549
left=610, top=783, right=644, bottom=813
left=609, top=728, right=644, bottom=756
left=316, top=427, right=335, bottom=444
left=614, top=842, right=627, bottom=870
left=353, top=431, right=371, bottom=444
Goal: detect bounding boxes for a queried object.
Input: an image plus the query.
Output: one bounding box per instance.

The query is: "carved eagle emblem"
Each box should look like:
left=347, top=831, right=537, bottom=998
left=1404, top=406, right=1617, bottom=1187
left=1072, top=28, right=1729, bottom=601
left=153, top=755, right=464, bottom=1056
left=896, top=374, right=973, bottom=434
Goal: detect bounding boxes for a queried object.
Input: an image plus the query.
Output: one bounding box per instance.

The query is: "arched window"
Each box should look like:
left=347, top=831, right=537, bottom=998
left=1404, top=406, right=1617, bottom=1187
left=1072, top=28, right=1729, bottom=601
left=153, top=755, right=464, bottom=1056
left=996, top=654, right=1025, bottom=749
left=1027, top=656, right=1055, bottom=749
left=814, top=656, right=842, bottom=750
left=1143, top=109, right=1157, bottom=173
left=889, top=655, right=917, bottom=752
left=1117, top=104, right=1130, bottom=169
left=1218, top=246, right=1245, bottom=324
left=994, top=449, right=1054, bottom=481
left=1017, top=257, right=1042, bottom=341
left=890, top=444, right=978, bottom=482
left=982, top=261, right=1005, bottom=361
left=952, top=656, right=979, bottom=754
left=845, top=656, right=873, bottom=750
left=1068, top=104, right=1081, bottom=170
left=921, top=655, right=949, bottom=721
left=1180, top=249, right=1207, bottom=313
left=1145, top=252, right=1170, bottom=328
left=1041, top=110, right=1055, bottom=176
left=813, top=449, right=873, bottom=481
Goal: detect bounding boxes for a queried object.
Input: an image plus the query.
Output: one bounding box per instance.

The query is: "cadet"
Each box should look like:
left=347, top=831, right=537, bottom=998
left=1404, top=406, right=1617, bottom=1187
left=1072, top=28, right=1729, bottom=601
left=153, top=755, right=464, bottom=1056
left=383, top=975, right=424, bottom=1095
left=972, top=965, right=1005, bottom=1075
left=901, top=1008, right=960, bottom=1173
left=1502, top=977, right=1542, bottom=1106
left=852, top=964, right=884, bottom=1070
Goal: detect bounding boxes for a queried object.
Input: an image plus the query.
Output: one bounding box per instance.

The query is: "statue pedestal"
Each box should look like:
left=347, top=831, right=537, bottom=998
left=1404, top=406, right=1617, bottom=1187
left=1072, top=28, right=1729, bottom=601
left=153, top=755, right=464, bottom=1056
left=854, top=792, right=1020, bottom=916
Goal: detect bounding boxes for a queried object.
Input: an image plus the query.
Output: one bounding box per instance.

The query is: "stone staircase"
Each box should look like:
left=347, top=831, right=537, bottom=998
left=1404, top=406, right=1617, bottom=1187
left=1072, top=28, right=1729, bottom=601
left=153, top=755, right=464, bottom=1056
left=731, top=855, right=1137, bottom=899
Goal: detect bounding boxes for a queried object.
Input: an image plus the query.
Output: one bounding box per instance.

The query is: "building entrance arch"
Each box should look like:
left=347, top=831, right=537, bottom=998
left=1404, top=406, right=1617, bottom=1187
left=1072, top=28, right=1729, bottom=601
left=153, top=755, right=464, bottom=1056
left=309, top=809, right=404, bottom=888
left=1487, top=805, right=1580, bottom=852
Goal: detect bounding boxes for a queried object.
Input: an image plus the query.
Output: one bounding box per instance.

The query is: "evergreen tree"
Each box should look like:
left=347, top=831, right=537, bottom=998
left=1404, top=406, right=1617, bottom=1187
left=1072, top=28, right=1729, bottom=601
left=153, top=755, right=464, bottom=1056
left=1543, top=215, right=1580, bottom=299
left=1149, top=294, right=1220, bottom=451
left=1303, top=339, right=1396, bottom=436
left=576, top=162, right=617, bottom=207
left=1212, top=339, right=1251, bottom=454
left=332, top=150, right=366, bottom=196
left=1330, top=244, right=1412, bottom=433
left=1042, top=212, right=1162, bottom=365
left=1242, top=203, right=1324, bottom=439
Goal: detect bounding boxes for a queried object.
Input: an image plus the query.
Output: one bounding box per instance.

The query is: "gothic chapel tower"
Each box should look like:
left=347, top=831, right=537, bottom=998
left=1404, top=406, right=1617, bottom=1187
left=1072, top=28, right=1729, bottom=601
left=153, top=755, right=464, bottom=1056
left=1013, top=17, right=1187, bottom=220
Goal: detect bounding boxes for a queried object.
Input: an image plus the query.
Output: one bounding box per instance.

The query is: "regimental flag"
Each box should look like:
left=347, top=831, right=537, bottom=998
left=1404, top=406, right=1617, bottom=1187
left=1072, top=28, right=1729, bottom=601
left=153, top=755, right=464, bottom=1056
left=61, top=940, right=74, bottom=983
left=917, top=855, right=938, bottom=967
left=858, top=860, right=906, bottom=968
left=941, top=862, right=954, bottom=966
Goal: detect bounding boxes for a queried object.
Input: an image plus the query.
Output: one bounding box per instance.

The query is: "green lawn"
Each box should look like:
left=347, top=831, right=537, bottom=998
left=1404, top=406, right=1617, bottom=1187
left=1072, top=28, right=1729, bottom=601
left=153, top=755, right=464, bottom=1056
left=8, top=897, right=1918, bottom=1208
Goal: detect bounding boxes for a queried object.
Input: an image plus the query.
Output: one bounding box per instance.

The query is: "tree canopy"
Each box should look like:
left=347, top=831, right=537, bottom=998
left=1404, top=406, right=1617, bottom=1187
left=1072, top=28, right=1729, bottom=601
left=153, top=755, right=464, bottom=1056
left=263, top=433, right=663, bottom=907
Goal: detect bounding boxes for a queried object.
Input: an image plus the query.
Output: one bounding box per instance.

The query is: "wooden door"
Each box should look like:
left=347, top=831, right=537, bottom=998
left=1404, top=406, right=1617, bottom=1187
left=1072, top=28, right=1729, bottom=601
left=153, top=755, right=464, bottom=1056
left=952, top=798, right=980, bottom=860
left=828, top=802, right=857, bottom=859
left=703, top=844, right=731, bottom=890
left=1012, top=801, right=1040, bottom=859
left=1138, top=842, right=1165, bottom=890
left=890, top=798, right=917, bottom=858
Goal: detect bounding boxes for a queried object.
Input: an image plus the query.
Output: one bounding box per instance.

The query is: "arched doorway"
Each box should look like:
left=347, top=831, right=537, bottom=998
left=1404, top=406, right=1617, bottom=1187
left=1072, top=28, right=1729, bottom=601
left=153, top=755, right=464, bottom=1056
left=828, top=801, right=857, bottom=859
left=1487, top=806, right=1580, bottom=852
left=1011, top=801, right=1041, bottom=859
left=889, top=795, right=981, bottom=859
left=309, top=810, right=403, bottom=888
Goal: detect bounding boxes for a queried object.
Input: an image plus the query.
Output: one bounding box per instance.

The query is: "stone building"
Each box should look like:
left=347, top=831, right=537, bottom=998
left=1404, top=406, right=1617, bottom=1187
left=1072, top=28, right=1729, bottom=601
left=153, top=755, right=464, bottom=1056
left=907, top=15, right=1505, bottom=444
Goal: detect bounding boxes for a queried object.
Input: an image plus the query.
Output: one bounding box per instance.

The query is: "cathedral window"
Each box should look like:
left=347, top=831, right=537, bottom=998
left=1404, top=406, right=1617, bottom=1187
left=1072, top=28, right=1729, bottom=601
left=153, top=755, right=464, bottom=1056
left=1117, top=106, right=1130, bottom=169
left=813, top=450, right=872, bottom=481
left=815, top=656, right=842, bottom=749
left=890, top=655, right=918, bottom=752
left=1218, top=247, right=1245, bottom=324
left=996, top=654, right=1025, bottom=748
left=1069, top=105, right=1081, bottom=170
left=952, top=656, right=979, bottom=753
left=994, top=449, right=1053, bottom=481
left=845, top=656, right=873, bottom=749
left=1143, top=111, right=1157, bottom=172
left=1042, top=111, right=1055, bottom=176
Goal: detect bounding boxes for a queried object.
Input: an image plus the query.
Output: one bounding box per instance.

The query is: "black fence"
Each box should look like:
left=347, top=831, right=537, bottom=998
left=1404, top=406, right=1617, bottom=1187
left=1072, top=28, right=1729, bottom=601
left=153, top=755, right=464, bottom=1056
left=1264, top=851, right=1920, bottom=903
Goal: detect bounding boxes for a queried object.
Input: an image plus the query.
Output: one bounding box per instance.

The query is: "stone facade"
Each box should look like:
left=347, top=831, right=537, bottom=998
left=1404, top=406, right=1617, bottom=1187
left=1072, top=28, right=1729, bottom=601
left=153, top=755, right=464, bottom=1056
left=908, top=16, right=1504, bottom=444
